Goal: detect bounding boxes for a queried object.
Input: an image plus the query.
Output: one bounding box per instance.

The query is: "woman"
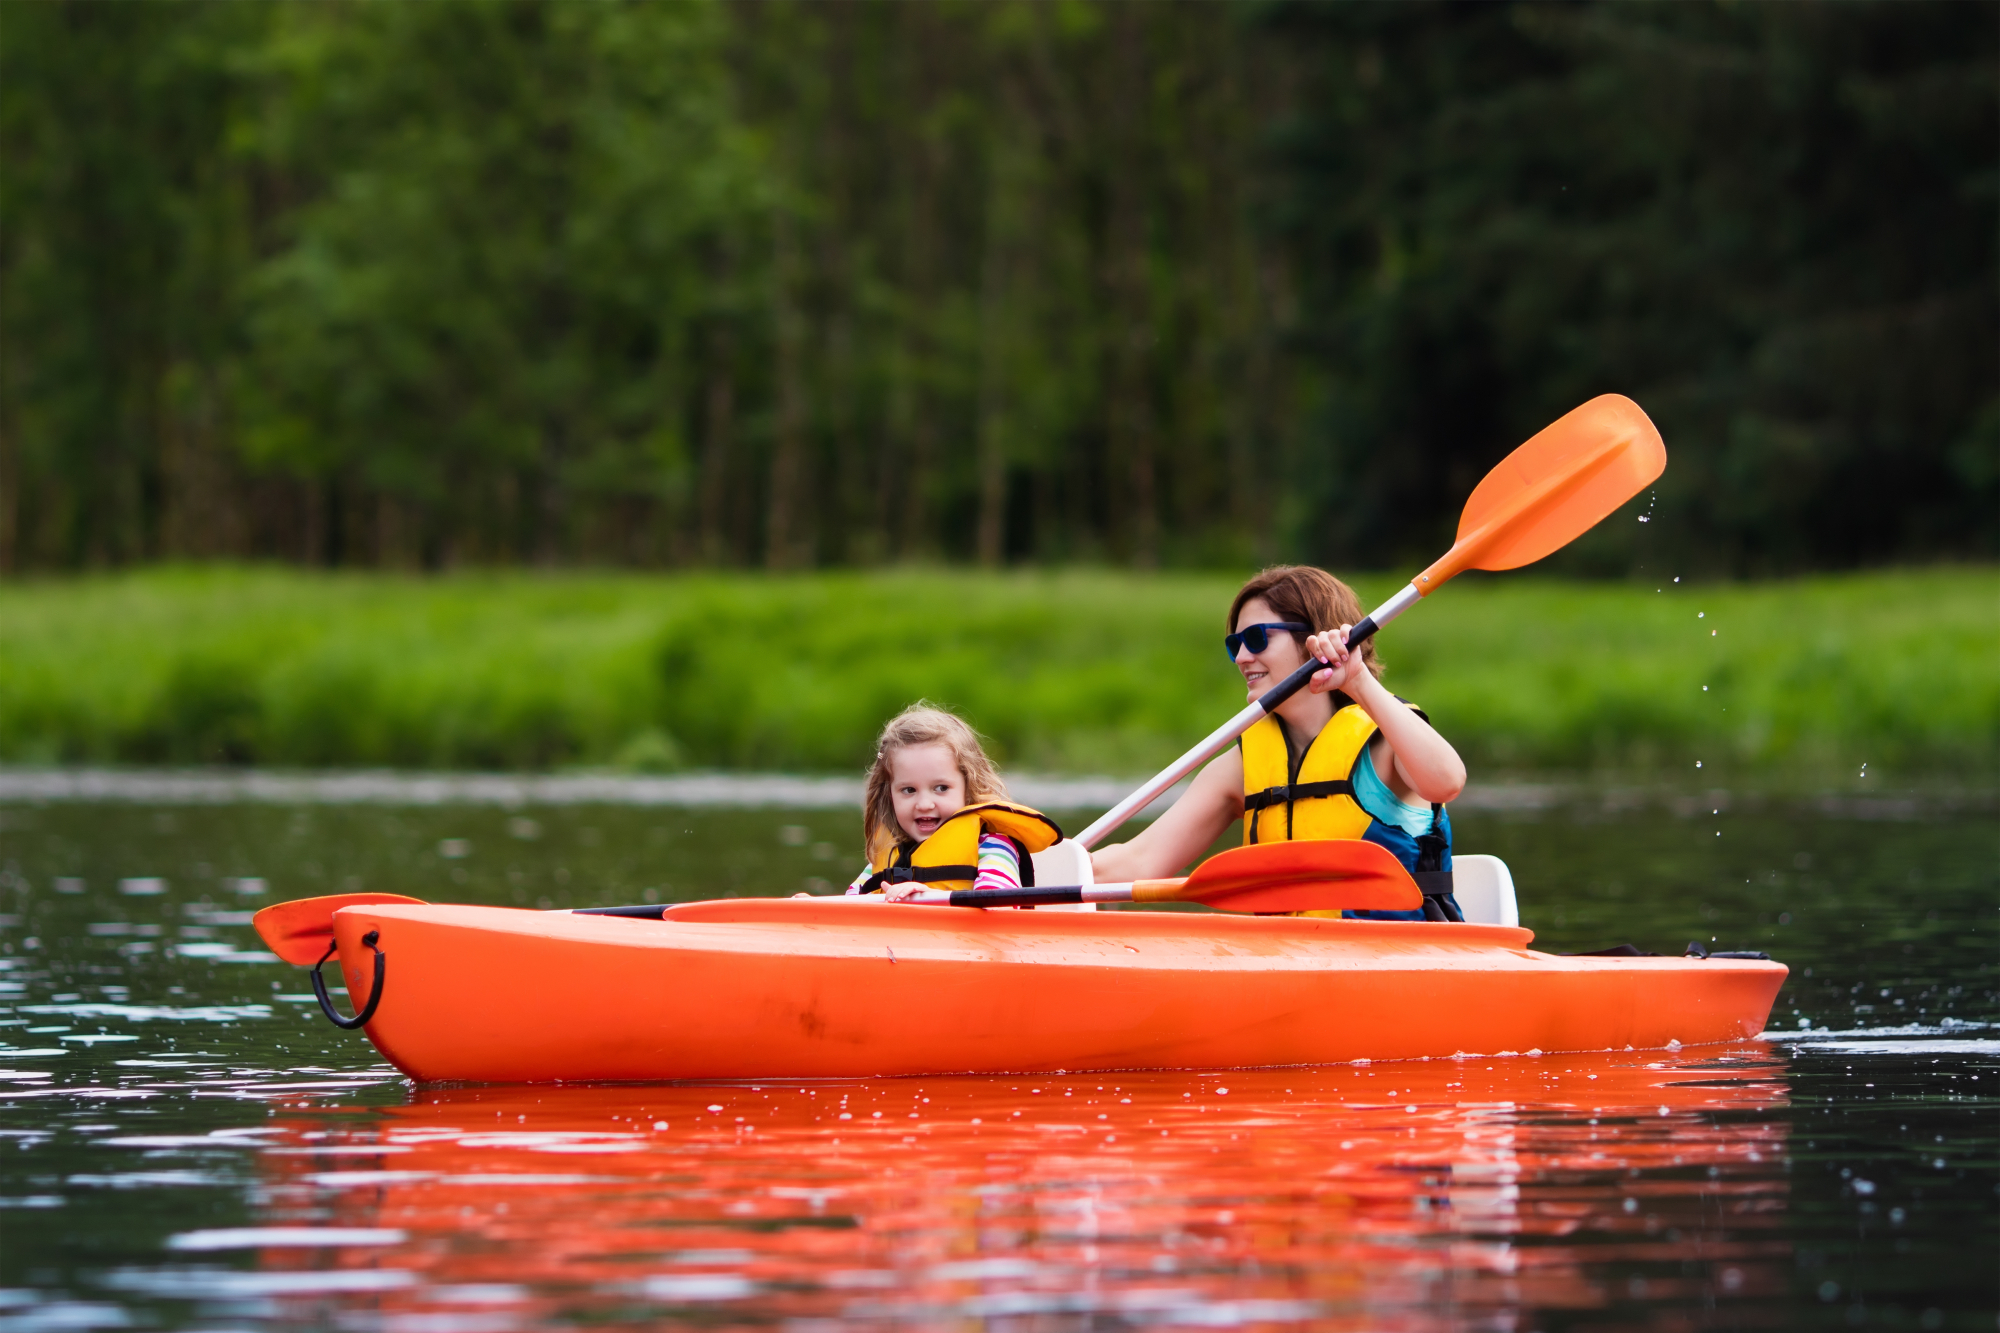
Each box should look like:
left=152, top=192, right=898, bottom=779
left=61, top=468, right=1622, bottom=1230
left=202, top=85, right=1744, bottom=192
left=1090, top=565, right=1467, bottom=920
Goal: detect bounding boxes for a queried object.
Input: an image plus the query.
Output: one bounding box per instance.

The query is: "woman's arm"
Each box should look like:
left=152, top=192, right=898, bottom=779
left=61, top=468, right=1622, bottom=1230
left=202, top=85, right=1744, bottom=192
left=1303, top=628, right=1466, bottom=805
left=1088, top=749, right=1245, bottom=882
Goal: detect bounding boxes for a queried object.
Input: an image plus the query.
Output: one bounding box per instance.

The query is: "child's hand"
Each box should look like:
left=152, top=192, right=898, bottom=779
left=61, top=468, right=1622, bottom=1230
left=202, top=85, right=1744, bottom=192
left=1303, top=626, right=1369, bottom=695
left=881, top=883, right=923, bottom=903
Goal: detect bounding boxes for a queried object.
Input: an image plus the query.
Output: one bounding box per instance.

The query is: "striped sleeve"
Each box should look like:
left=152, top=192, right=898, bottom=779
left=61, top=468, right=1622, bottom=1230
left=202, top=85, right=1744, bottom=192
left=972, top=833, right=1024, bottom=892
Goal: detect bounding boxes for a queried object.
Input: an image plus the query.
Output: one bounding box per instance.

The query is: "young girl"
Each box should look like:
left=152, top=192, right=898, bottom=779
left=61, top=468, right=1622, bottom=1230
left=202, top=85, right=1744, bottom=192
left=847, top=704, right=1062, bottom=901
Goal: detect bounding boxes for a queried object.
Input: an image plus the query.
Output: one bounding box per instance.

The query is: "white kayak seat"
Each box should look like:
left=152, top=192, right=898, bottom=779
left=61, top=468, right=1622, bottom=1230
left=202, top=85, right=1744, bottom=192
left=1028, top=838, right=1098, bottom=911
left=1450, top=854, right=1518, bottom=927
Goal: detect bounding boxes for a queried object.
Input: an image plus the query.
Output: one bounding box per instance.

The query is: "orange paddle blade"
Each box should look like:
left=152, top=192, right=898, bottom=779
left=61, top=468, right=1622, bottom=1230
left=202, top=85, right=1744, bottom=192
left=1149, top=841, right=1421, bottom=913
left=253, top=893, right=427, bottom=965
left=1417, top=394, right=1665, bottom=589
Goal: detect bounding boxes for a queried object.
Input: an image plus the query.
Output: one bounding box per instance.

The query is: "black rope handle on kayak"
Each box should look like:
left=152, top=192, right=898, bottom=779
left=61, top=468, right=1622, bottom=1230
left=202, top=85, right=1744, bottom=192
left=311, top=930, right=385, bottom=1030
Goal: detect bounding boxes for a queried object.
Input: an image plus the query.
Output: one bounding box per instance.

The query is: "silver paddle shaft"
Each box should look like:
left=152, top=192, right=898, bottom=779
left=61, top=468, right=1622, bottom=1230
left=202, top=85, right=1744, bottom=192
left=906, top=882, right=1141, bottom=906
left=1073, top=581, right=1424, bottom=850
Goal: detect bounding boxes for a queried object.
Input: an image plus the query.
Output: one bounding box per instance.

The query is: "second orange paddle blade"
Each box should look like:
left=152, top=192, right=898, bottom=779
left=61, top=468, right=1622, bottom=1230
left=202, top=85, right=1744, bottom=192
left=1181, top=841, right=1421, bottom=913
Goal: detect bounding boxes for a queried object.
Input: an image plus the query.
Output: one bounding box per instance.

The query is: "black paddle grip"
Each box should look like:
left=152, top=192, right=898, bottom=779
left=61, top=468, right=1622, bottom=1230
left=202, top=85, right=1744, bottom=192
left=948, top=885, right=1086, bottom=908
left=1258, top=617, right=1382, bottom=714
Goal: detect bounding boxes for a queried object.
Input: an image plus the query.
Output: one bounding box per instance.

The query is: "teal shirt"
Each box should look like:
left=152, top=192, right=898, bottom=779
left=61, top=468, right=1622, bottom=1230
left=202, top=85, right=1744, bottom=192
left=1351, top=744, right=1436, bottom=836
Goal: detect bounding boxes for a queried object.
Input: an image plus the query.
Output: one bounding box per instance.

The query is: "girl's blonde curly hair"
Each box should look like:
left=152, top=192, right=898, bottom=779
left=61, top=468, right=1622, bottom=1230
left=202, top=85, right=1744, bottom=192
left=862, top=702, right=1007, bottom=864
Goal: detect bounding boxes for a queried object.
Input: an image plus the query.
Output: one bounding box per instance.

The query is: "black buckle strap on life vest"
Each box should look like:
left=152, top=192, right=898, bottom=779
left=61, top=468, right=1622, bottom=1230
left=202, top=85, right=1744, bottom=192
left=857, top=863, right=979, bottom=895
left=1243, top=780, right=1355, bottom=843
left=1243, top=780, right=1356, bottom=811
left=1414, top=871, right=1461, bottom=922
left=859, top=833, right=1037, bottom=895
left=1412, top=802, right=1461, bottom=921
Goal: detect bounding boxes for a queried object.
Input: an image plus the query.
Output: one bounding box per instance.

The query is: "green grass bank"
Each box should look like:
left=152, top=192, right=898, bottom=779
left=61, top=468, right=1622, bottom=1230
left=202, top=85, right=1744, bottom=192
left=0, top=566, right=1992, bottom=778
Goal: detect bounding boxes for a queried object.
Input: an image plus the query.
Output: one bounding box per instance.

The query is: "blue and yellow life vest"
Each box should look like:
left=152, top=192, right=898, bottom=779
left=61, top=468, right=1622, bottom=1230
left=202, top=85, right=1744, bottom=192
left=1239, top=704, right=1458, bottom=920
left=859, top=801, right=1063, bottom=895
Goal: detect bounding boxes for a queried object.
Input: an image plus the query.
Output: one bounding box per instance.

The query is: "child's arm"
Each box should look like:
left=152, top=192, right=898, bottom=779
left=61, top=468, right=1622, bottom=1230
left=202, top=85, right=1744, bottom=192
left=972, top=834, right=1025, bottom=892
left=1304, top=627, right=1466, bottom=805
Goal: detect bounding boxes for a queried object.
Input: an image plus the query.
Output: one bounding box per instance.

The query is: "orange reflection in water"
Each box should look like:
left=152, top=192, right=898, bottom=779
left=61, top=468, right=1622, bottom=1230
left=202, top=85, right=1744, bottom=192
left=254, top=1045, right=1791, bottom=1329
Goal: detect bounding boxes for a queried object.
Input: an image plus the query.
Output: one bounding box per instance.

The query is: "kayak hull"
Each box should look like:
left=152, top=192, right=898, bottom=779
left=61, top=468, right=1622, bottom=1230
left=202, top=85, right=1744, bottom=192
left=321, top=899, right=1786, bottom=1083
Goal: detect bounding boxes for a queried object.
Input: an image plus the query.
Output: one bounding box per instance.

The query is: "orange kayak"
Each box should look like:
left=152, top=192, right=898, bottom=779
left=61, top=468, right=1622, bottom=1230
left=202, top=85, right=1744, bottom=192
left=269, top=897, right=1787, bottom=1083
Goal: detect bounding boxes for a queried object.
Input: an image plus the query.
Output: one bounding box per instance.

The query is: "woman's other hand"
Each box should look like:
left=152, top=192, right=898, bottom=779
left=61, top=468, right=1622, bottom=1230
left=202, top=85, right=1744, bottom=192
left=1303, top=626, right=1367, bottom=695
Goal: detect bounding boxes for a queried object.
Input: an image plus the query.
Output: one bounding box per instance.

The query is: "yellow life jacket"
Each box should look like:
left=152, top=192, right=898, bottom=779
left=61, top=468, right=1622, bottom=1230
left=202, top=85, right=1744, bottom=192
left=1239, top=701, right=1461, bottom=922
left=1239, top=705, right=1380, bottom=845
left=860, top=800, right=1064, bottom=894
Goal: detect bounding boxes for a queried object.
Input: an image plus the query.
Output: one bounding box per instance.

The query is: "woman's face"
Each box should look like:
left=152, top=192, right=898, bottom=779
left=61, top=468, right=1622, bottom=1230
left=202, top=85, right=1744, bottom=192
left=889, top=741, right=967, bottom=842
left=1233, top=596, right=1310, bottom=702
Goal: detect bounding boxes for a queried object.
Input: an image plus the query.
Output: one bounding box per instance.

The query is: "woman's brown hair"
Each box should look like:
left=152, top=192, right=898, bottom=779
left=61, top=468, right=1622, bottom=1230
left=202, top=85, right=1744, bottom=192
left=861, top=702, right=1008, bottom=864
left=1226, top=565, right=1384, bottom=681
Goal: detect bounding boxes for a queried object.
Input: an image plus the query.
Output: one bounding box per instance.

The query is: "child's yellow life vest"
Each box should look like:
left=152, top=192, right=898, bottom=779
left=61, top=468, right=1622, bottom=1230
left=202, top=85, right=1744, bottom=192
left=860, top=800, right=1064, bottom=894
left=1238, top=704, right=1381, bottom=844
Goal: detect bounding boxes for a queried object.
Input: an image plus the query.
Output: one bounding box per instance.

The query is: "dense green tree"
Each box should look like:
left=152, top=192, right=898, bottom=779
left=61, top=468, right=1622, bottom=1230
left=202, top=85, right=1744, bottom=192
left=1268, top=0, right=1998, bottom=573
left=0, top=0, right=1991, bottom=575
left=238, top=0, right=764, bottom=565
left=0, top=0, right=264, bottom=567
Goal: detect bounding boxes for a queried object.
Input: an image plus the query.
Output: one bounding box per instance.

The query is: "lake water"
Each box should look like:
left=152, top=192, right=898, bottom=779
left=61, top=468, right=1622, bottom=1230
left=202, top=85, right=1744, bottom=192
left=0, top=776, right=1993, bottom=1331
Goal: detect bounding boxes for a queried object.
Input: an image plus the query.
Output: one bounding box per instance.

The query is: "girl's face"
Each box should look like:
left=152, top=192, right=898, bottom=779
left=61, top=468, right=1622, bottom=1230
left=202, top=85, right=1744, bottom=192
left=1233, top=595, right=1310, bottom=702
left=888, top=742, right=967, bottom=842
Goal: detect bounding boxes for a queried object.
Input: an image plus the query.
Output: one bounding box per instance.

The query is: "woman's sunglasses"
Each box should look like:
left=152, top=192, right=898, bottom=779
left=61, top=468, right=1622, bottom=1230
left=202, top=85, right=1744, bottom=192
left=1224, top=621, right=1311, bottom=661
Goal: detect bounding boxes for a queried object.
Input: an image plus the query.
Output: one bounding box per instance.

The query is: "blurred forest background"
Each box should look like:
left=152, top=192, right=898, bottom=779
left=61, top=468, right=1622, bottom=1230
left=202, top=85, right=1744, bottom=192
left=4, top=0, right=1994, bottom=578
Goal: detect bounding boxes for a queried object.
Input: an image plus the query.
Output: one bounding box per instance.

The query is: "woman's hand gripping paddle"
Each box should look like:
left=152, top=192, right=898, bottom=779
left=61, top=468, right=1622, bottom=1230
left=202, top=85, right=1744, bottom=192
left=253, top=892, right=427, bottom=965
left=1074, top=393, right=1667, bottom=850
left=906, top=840, right=1421, bottom=913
